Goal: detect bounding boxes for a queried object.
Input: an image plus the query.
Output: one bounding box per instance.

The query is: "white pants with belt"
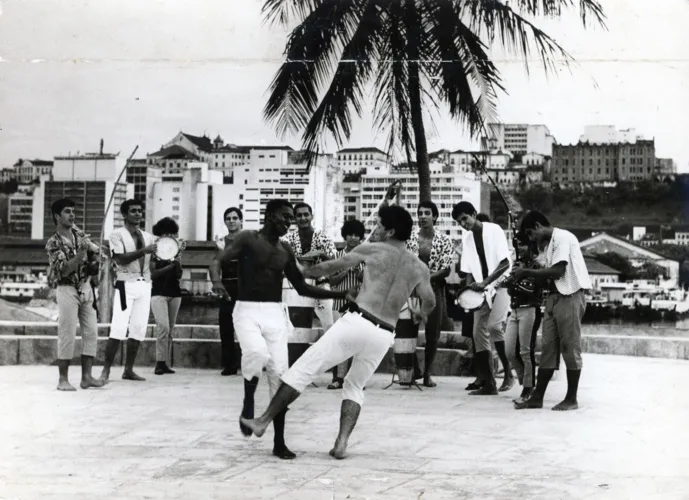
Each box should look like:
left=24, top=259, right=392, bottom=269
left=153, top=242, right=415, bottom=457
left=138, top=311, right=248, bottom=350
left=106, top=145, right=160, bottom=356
left=110, top=279, right=152, bottom=341
left=233, top=301, right=293, bottom=398
left=281, top=311, right=394, bottom=406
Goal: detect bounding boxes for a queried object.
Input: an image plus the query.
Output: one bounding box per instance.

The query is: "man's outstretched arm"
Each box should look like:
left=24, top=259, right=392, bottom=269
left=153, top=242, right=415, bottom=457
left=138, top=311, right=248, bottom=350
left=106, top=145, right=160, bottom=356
left=303, top=246, right=368, bottom=278
left=284, top=250, right=348, bottom=300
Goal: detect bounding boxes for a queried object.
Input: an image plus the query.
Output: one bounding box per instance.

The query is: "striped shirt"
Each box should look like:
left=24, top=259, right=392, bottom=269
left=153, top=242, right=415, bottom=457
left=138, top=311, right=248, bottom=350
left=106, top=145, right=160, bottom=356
left=332, top=248, right=364, bottom=311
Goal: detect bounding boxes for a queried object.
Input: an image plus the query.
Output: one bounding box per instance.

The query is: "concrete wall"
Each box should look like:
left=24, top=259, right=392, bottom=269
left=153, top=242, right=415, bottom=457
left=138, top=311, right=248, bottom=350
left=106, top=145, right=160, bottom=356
left=1, top=322, right=688, bottom=373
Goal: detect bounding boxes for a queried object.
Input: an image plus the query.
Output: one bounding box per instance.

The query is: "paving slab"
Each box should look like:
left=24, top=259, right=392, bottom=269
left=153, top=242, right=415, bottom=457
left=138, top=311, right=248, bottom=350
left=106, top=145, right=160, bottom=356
left=0, top=354, right=688, bottom=500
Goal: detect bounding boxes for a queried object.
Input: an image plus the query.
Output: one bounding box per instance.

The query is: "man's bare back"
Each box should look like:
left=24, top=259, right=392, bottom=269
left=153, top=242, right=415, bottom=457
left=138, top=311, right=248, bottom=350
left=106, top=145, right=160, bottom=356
left=304, top=240, right=435, bottom=327
left=353, top=242, right=434, bottom=326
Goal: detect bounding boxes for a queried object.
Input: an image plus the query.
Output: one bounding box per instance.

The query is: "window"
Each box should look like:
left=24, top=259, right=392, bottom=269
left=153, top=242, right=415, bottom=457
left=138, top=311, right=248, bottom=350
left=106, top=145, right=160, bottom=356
left=172, top=205, right=179, bottom=211
left=172, top=197, right=179, bottom=202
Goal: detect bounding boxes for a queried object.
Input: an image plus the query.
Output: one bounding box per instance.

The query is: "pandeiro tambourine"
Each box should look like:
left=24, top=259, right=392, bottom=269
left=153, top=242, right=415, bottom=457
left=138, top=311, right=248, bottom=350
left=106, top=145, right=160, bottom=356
left=155, top=236, right=180, bottom=261
left=455, top=287, right=486, bottom=311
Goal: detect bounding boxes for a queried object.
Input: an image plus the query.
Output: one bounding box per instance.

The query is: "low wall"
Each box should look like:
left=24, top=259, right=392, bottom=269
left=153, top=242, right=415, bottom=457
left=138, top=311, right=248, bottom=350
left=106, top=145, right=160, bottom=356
left=0, top=322, right=688, bottom=371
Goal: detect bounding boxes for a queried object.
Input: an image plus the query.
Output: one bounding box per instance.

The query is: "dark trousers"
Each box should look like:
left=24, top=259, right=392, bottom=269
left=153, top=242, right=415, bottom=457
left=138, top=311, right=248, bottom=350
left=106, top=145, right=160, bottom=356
left=219, top=299, right=242, bottom=371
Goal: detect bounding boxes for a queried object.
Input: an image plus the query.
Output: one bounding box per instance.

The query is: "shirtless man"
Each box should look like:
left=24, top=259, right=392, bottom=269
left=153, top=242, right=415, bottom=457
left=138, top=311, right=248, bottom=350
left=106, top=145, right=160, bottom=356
left=240, top=205, right=436, bottom=459
left=210, top=199, right=346, bottom=460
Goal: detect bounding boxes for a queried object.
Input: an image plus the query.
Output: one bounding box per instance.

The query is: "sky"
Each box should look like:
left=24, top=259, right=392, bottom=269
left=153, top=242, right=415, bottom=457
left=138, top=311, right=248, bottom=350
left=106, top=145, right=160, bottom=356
left=0, top=0, right=687, bottom=170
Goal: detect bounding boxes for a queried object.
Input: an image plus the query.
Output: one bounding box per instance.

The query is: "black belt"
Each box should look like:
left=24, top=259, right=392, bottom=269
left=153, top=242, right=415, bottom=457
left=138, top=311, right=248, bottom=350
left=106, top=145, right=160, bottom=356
left=343, top=303, right=395, bottom=333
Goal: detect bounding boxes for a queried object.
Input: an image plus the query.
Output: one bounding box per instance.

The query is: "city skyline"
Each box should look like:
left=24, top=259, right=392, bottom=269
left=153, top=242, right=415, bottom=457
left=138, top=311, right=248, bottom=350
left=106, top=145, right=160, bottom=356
left=0, top=0, right=687, bottom=170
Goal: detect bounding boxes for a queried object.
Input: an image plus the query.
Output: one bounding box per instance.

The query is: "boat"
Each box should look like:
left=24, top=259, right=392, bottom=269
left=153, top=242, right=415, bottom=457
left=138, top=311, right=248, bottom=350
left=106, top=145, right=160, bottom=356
left=0, top=282, right=45, bottom=303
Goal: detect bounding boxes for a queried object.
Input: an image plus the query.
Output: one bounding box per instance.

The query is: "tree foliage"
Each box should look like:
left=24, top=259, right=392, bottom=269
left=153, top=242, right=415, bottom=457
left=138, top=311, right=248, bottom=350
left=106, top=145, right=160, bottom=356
left=261, top=0, right=606, bottom=202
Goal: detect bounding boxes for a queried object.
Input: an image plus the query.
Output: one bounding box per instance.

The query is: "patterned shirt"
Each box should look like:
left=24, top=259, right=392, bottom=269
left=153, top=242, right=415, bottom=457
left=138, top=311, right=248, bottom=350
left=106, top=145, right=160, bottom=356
left=405, top=228, right=454, bottom=274
left=281, top=228, right=337, bottom=259
left=45, top=228, right=98, bottom=289
left=332, top=248, right=365, bottom=311
left=545, top=228, right=592, bottom=295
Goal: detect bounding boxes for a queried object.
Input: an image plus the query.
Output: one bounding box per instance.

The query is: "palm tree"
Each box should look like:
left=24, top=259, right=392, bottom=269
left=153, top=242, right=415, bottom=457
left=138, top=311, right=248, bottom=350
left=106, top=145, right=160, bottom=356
left=261, top=0, right=606, bottom=202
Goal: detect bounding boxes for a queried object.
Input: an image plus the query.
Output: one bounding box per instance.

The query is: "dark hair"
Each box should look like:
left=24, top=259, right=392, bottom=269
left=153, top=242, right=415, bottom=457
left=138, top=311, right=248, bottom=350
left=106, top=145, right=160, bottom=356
left=476, top=212, right=491, bottom=222
left=520, top=211, right=551, bottom=232
left=265, top=199, right=293, bottom=218
left=417, top=201, right=439, bottom=220
left=224, top=207, right=243, bottom=221
left=341, top=219, right=365, bottom=239
left=451, top=201, right=476, bottom=220
left=120, top=198, right=143, bottom=216
left=378, top=205, right=413, bottom=242
left=152, top=217, right=179, bottom=236
left=293, top=202, right=312, bottom=215
left=50, top=198, right=76, bottom=224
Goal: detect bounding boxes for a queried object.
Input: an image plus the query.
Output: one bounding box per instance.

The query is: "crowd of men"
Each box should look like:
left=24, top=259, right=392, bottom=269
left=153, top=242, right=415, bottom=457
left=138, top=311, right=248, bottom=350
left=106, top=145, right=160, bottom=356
left=45, top=185, right=591, bottom=460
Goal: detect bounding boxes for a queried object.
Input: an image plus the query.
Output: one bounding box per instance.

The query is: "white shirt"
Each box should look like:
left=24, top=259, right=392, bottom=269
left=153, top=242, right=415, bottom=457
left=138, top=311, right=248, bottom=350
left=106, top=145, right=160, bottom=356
left=545, top=228, right=592, bottom=295
left=109, top=226, right=155, bottom=282
left=460, top=222, right=512, bottom=283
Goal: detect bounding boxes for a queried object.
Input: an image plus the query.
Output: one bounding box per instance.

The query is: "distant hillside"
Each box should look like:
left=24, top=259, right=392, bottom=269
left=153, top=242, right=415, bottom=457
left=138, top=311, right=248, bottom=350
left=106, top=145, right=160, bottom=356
left=490, top=180, right=689, bottom=231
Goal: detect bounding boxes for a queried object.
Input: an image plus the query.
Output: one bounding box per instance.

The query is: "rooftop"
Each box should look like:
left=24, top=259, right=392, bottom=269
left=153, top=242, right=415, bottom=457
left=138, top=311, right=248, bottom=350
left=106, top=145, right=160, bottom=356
left=337, top=147, right=388, bottom=155
left=1, top=354, right=686, bottom=499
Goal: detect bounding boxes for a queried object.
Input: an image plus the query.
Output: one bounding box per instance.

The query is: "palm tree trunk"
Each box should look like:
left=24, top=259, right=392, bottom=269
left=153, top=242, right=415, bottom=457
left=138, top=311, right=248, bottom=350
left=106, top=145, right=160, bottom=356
left=406, top=13, right=431, bottom=203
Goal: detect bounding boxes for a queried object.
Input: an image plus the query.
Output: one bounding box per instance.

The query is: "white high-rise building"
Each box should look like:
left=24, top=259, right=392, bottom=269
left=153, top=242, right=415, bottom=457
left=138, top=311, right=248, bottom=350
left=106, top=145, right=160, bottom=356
left=481, top=123, right=555, bottom=157
left=212, top=149, right=341, bottom=237
left=146, top=162, right=224, bottom=241
left=33, top=153, right=134, bottom=240
left=359, top=170, right=488, bottom=242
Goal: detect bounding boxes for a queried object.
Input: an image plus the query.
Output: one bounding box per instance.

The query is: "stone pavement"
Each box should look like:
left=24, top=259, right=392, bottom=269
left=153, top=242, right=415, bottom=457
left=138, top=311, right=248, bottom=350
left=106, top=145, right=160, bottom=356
left=1, top=354, right=688, bottom=500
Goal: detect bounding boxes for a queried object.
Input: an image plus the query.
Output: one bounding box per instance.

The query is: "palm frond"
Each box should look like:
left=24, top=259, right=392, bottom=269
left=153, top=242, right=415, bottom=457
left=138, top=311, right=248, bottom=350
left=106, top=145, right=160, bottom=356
left=421, top=2, right=502, bottom=138
left=261, top=0, right=325, bottom=28
left=507, top=0, right=606, bottom=28
left=373, top=6, right=413, bottom=166
left=298, top=1, right=385, bottom=167
left=263, top=0, right=362, bottom=139
left=462, top=0, right=577, bottom=75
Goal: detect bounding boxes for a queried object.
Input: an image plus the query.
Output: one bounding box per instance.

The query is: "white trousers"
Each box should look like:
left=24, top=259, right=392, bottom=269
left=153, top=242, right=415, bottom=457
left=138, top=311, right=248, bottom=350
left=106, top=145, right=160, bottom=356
left=233, top=301, right=293, bottom=398
left=110, top=280, right=152, bottom=341
left=281, top=312, right=394, bottom=406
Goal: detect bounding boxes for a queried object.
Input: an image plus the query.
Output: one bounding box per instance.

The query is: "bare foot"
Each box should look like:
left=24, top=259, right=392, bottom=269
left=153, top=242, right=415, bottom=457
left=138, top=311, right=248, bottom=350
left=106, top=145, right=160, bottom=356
left=80, top=376, right=105, bottom=389
left=513, top=388, right=533, bottom=404
left=240, top=417, right=268, bottom=438
left=423, top=375, right=437, bottom=388
left=329, top=441, right=348, bottom=460
left=122, top=371, right=146, bottom=381
left=98, top=370, right=110, bottom=385
left=552, top=399, right=579, bottom=411
left=498, top=376, right=515, bottom=392
left=57, top=379, right=76, bottom=392
left=514, top=396, right=543, bottom=410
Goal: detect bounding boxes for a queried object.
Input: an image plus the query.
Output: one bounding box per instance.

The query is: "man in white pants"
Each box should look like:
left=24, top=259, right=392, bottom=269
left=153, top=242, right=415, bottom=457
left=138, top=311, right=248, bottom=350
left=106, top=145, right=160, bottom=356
left=210, top=199, right=346, bottom=460
left=241, top=205, right=436, bottom=460
left=98, top=199, right=157, bottom=384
